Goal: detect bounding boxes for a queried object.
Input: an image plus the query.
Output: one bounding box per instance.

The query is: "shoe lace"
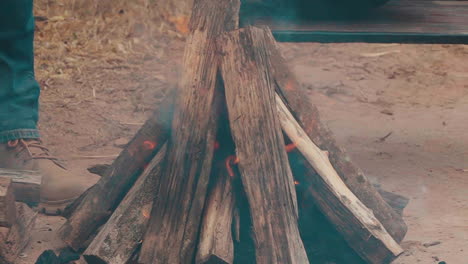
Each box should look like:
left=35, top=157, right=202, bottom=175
left=7, top=139, right=66, bottom=169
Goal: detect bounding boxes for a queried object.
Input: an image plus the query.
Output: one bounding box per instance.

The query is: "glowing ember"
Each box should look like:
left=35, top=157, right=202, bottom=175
left=142, top=209, right=150, bottom=219
left=143, top=140, right=157, bottom=150
left=285, top=143, right=297, bottom=153
left=294, top=180, right=300, bottom=185
left=225, top=155, right=240, bottom=177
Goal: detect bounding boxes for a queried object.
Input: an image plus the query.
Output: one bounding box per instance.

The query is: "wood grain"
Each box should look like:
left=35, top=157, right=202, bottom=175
left=277, top=95, right=403, bottom=264
left=220, top=26, right=309, bottom=264
left=264, top=28, right=408, bottom=242
left=58, top=92, right=174, bottom=250
left=82, top=145, right=167, bottom=264
left=0, top=178, right=15, bottom=227
left=138, top=0, right=241, bottom=263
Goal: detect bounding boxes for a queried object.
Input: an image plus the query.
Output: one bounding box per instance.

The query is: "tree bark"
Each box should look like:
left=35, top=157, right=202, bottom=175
left=0, top=203, right=37, bottom=263
left=138, top=1, right=240, bottom=263
left=82, top=145, right=167, bottom=264
left=0, top=169, right=42, bottom=204
left=58, top=93, right=174, bottom=250
left=264, top=28, right=407, bottom=242
left=277, top=95, right=403, bottom=264
left=220, top=26, right=309, bottom=264
left=0, top=178, right=15, bottom=228
left=196, top=160, right=235, bottom=264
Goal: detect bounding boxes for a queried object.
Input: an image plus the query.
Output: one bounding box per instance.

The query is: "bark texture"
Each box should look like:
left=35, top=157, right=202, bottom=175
left=138, top=0, right=240, bottom=263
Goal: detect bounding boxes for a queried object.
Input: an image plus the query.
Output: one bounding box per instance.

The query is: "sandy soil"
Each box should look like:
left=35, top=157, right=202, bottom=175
left=12, top=32, right=468, bottom=263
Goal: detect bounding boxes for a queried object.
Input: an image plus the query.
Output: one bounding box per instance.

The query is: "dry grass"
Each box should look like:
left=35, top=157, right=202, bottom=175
left=33, top=0, right=187, bottom=87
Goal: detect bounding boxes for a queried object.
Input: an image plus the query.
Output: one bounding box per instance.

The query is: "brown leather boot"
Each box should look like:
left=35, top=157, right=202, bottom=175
left=0, top=139, right=99, bottom=215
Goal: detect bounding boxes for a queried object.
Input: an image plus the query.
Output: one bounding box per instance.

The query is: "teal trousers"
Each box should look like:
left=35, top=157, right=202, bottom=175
left=0, top=0, right=41, bottom=142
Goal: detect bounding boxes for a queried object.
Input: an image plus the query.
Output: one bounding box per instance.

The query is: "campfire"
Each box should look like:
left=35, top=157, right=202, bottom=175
left=1, top=0, right=408, bottom=263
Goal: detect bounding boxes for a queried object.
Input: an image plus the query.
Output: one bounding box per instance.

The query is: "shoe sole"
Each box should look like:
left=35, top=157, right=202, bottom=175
left=38, top=197, right=78, bottom=216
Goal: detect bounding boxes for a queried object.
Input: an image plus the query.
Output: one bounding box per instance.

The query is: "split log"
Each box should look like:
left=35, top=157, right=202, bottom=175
left=376, top=187, right=410, bottom=216
left=0, top=178, right=15, bottom=227
left=264, top=29, right=407, bottom=242
left=0, top=203, right=37, bottom=263
left=82, top=145, right=167, bottom=264
left=58, top=92, right=174, bottom=250
left=220, top=26, right=309, bottom=264
left=0, top=169, right=42, bottom=204
left=276, top=95, right=403, bottom=264
left=139, top=0, right=241, bottom=263
left=196, top=159, right=235, bottom=264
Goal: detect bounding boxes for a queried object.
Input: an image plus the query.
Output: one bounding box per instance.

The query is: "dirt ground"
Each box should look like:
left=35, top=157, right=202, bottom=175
left=10, top=6, right=468, bottom=263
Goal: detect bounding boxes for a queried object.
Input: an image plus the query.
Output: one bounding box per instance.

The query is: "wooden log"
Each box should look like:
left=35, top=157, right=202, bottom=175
left=376, top=187, right=410, bottom=216
left=138, top=1, right=240, bottom=263
left=82, top=145, right=167, bottom=264
left=276, top=95, right=403, bottom=264
left=220, top=26, right=309, bottom=264
left=196, top=159, right=235, bottom=264
left=0, top=178, right=15, bottom=228
left=0, top=203, right=37, bottom=263
left=264, top=28, right=407, bottom=242
left=58, top=93, right=174, bottom=250
left=0, top=169, right=42, bottom=204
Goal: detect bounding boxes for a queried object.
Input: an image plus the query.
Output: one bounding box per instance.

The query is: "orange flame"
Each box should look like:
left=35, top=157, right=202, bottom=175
left=285, top=143, right=297, bottom=153
left=226, top=155, right=240, bottom=177
left=143, top=140, right=157, bottom=150
left=294, top=180, right=300, bottom=185
left=142, top=209, right=150, bottom=219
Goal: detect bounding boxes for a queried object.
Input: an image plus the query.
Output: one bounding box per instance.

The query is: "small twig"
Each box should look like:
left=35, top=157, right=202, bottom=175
left=376, top=132, right=393, bottom=143
left=69, top=155, right=119, bottom=160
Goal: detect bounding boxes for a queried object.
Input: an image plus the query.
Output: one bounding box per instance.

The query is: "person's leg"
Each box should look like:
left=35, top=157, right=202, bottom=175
left=0, top=0, right=41, bottom=143
left=0, top=1, right=99, bottom=214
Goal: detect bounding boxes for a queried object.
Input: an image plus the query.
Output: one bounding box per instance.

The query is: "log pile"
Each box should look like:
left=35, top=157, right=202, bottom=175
left=21, top=0, right=407, bottom=263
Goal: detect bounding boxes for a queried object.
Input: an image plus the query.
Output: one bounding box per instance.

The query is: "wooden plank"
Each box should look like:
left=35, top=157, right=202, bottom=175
left=58, top=92, right=174, bottom=250
left=277, top=95, right=403, bottom=264
left=196, top=160, right=235, bottom=264
left=264, top=28, right=408, bottom=242
left=0, top=203, right=37, bottom=263
left=0, top=178, right=15, bottom=228
left=0, top=169, right=41, bottom=204
left=220, top=26, right=309, bottom=264
left=250, top=0, right=468, bottom=43
left=138, top=0, right=241, bottom=263
left=82, top=145, right=167, bottom=264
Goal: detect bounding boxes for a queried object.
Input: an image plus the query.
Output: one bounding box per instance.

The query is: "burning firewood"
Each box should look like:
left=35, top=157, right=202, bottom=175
left=220, top=26, right=309, bottom=264
left=138, top=0, right=241, bottom=263
left=58, top=92, right=174, bottom=250
left=54, top=1, right=408, bottom=263
left=266, top=28, right=407, bottom=242
left=82, top=145, right=167, bottom=264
